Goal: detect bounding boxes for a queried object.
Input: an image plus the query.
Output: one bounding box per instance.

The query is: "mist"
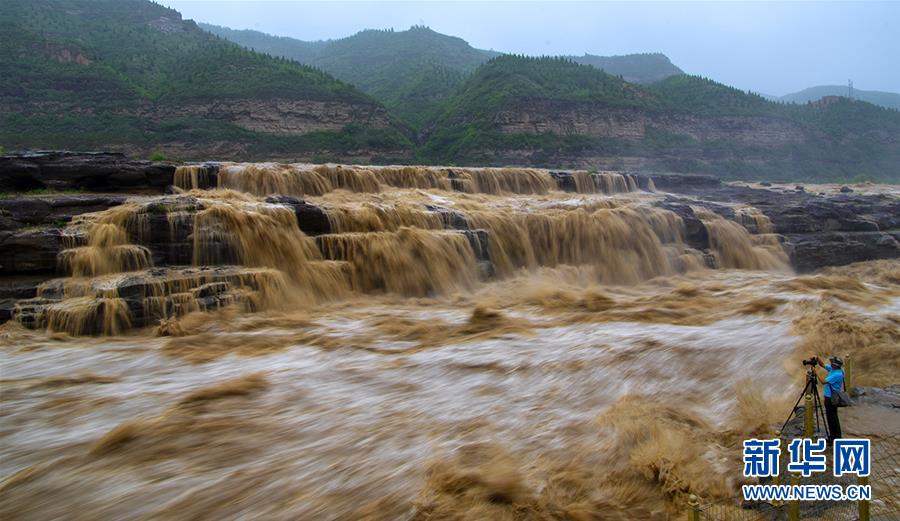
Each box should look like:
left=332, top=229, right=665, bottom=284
left=160, top=0, right=900, bottom=96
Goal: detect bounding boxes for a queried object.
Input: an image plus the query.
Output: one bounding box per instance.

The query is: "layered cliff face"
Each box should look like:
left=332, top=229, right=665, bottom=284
left=144, top=100, right=393, bottom=136
left=492, top=99, right=806, bottom=146
left=423, top=57, right=900, bottom=182
left=0, top=0, right=411, bottom=161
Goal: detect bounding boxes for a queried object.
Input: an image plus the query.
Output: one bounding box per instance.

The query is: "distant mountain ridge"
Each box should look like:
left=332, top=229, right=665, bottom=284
left=779, top=85, right=900, bottom=111
left=3, top=1, right=899, bottom=182
left=420, top=55, right=900, bottom=182
left=1, top=0, right=411, bottom=161
left=200, top=24, right=500, bottom=128
left=569, top=53, right=684, bottom=84
left=200, top=23, right=686, bottom=128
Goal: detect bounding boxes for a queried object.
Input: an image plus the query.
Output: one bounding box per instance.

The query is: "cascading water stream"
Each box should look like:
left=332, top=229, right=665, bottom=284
left=14, top=164, right=794, bottom=336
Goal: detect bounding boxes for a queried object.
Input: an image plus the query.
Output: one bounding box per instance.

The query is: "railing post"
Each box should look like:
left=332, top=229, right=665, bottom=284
left=804, top=393, right=814, bottom=438
left=788, top=473, right=801, bottom=521
left=772, top=430, right=783, bottom=509
left=858, top=475, right=870, bottom=521
left=844, top=354, right=852, bottom=394
left=687, top=494, right=700, bottom=521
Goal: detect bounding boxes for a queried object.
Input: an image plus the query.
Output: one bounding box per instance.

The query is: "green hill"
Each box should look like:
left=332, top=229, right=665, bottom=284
left=201, top=24, right=500, bottom=128
left=3, top=2, right=897, bottom=182
left=780, top=85, right=900, bottom=111
left=0, top=0, right=411, bottom=161
left=570, top=53, right=684, bottom=84
left=421, top=56, right=900, bottom=182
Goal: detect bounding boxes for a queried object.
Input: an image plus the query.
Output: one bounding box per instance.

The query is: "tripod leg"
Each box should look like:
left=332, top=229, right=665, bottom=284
left=813, top=390, right=830, bottom=440
left=780, top=378, right=814, bottom=435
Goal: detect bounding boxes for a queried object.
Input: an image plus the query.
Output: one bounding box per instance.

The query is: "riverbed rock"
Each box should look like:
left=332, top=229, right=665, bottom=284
left=14, top=266, right=275, bottom=333
left=0, top=194, right=127, bottom=231
left=0, top=227, right=62, bottom=275
left=660, top=184, right=900, bottom=271
left=264, top=195, right=331, bottom=235
left=0, top=151, right=175, bottom=192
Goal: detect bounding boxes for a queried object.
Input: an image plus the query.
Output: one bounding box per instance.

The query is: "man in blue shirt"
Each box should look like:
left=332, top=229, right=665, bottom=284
left=816, top=356, right=844, bottom=444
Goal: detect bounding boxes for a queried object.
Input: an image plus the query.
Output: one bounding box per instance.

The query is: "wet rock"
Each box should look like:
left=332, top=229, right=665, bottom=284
left=635, top=173, right=720, bottom=192
left=445, top=169, right=470, bottom=192
left=265, top=195, right=331, bottom=235
left=839, top=185, right=853, bottom=193
left=549, top=171, right=578, bottom=192
left=461, top=229, right=491, bottom=264
left=0, top=195, right=127, bottom=230
left=787, top=231, right=900, bottom=273
left=14, top=267, right=271, bottom=332
left=425, top=205, right=469, bottom=230
left=654, top=200, right=709, bottom=250
left=0, top=277, right=42, bottom=323
left=661, top=184, right=900, bottom=271
left=0, top=151, right=175, bottom=193
left=0, top=227, right=63, bottom=275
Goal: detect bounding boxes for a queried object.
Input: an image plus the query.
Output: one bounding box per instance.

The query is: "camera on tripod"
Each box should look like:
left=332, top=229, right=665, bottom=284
left=781, top=355, right=830, bottom=439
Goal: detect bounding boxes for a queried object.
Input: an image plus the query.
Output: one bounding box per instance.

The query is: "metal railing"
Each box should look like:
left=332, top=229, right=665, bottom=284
left=686, top=384, right=899, bottom=521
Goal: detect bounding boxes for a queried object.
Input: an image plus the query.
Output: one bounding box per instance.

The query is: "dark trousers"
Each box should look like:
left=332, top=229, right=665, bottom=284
left=824, top=396, right=842, bottom=443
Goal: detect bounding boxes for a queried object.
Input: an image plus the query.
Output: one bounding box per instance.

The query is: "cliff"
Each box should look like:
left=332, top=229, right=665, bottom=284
left=0, top=0, right=411, bottom=162
left=422, top=57, right=900, bottom=182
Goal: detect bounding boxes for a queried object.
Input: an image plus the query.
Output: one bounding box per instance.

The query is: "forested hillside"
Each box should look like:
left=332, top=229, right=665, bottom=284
left=2, top=1, right=898, bottom=181
left=201, top=24, right=499, bottom=128
left=420, top=56, right=900, bottom=181
left=570, top=53, right=684, bottom=84
left=0, top=0, right=411, bottom=161
left=780, top=86, right=900, bottom=111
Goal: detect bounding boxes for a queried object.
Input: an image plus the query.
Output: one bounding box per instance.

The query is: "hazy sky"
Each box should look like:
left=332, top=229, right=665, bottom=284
left=161, top=1, right=900, bottom=96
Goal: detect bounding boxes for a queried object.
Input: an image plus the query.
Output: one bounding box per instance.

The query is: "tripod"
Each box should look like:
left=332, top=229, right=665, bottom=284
left=779, top=367, right=830, bottom=439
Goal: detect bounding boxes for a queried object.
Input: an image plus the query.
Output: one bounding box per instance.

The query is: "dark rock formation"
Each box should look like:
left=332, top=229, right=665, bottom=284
left=0, top=228, right=62, bottom=275
left=638, top=172, right=721, bottom=191
left=653, top=199, right=710, bottom=251
left=425, top=205, right=469, bottom=230
left=0, top=194, right=127, bottom=230
left=264, top=195, right=331, bottom=235
left=0, top=151, right=175, bottom=192
left=661, top=184, right=900, bottom=271
left=789, top=232, right=900, bottom=273
left=14, top=267, right=271, bottom=333
left=549, top=171, right=578, bottom=192
left=0, top=276, right=42, bottom=323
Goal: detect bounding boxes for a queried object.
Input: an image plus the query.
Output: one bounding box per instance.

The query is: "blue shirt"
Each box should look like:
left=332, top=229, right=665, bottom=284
left=824, top=365, right=844, bottom=398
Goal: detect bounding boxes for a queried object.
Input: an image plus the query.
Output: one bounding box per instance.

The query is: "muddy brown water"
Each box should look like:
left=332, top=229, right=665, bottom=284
left=2, top=164, right=898, bottom=520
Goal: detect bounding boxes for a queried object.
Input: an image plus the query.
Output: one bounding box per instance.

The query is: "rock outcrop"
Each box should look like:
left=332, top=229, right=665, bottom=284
left=145, top=99, right=392, bottom=136
left=493, top=99, right=807, bottom=147
left=0, top=151, right=175, bottom=192
left=658, top=183, right=900, bottom=272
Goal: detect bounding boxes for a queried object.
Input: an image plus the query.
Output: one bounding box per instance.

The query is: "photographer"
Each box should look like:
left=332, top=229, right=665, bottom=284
left=815, top=356, right=844, bottom=444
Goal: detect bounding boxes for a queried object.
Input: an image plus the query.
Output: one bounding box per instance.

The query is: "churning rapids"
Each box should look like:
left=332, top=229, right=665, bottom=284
left=1, top=163, right=898, bottom=521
